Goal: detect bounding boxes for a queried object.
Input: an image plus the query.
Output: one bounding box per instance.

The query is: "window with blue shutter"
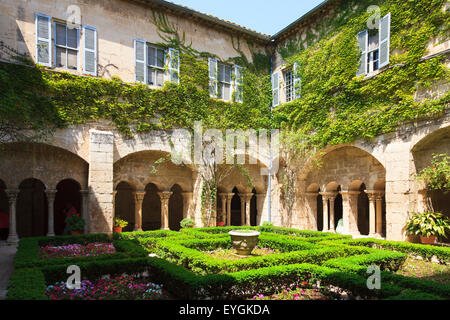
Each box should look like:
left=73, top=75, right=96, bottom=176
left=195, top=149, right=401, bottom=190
left=147, top=44, right=165, bottom=86
left=379, top=13, right=391, bottom=68
left=233, top=65, right=244, bottom=103
left=35, top=13, right=52, bottom=67
left=83, top=26, right=97, bottom=76
left=168, top=48, right=180, bottom=84
left=293, top=62, right=301, bottom=99
left=54, top=22, right=79, bottom=70
left=357, top=30, right=368, bottom=76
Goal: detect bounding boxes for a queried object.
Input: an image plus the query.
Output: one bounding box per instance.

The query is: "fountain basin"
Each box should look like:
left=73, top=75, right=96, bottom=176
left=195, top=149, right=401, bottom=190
left=229, top=230, right=260, bottom=255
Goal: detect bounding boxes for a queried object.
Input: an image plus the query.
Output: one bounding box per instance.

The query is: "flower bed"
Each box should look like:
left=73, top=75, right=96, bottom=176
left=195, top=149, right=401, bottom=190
left=46, top=275, right=168, bottom=300
left=251, top=282, right=342, bottom=301
left=39, top=243, right=116, bottom=259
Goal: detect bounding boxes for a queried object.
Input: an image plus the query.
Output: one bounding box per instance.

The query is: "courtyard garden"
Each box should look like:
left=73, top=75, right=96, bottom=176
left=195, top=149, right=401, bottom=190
left=6, top=226, right=450, bottom=300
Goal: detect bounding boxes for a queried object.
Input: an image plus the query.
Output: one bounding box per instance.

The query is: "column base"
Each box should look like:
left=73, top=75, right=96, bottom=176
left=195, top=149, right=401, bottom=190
left=134, top=228, right=143, bottom=232
left=47, top=232, right=55, bottom=237
left=160, top=228, right=170, bottom=231
left=7, top=234, right=19, bottom=244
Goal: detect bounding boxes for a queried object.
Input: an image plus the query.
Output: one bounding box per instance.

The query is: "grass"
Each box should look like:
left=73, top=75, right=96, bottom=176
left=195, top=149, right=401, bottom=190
left=396, top=256, right=450, bottom=285
left=204, top=247, right=281, bottom=261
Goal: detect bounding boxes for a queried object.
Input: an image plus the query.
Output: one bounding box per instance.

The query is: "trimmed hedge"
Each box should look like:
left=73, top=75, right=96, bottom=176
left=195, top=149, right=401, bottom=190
left=6, top=268, right=48, bottom=300
left=113, top=229, right=184, bottom=240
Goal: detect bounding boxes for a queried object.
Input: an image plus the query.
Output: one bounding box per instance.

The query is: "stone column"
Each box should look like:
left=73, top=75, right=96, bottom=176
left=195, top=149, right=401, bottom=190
left=376, top=193, right=384, bottom=236
left=341, top=191, right=360, bottom=235
left=80, top=190, right=90, bottom=234
left=6, top=189, right=19, bottom=244
left=238, top=194, right=246, bottom=226
left=244, top=193, right=253, bottom=226
left=305, top=192, right=319, bottom=231
left=182, top=192, right=193, bottom=220
left=45, top=189, right=57, bottom=237
left=328, top=193, right=337, bottom=232
left=366, top=191, right=377, bottom=237
left=218, top=193, right=227, bottom=224
left=88, top=129, right=114, bottom=234
left=255, top=193, right=265, bottom=227
left=319, top=193, right=329, bottom=232
left=158, top=191, right=173, bottom=230
left=226, top=193, right=234, bottom=226
left=133, top=191, right=146, bottom=231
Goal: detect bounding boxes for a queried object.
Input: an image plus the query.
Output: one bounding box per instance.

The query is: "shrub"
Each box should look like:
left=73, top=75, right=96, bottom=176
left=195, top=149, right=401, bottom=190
left=405, top=211, right=450, bottom=239
left=114, top=217, right=128, bottom=228
left=180, top=218, right=195, bottom=229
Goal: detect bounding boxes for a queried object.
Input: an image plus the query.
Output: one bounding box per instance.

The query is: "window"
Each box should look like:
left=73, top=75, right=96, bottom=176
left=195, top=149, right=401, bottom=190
left=134, top=39, right=179, bottom=86
left=284, top=69, right=294, bottom=102
left=208, top=59, right=243, bottom=103
left=357, top=13, right=391, bottom=76
left=54, top=22, right=79, bottom=70
left=147, top=45, right=165, bottom=87
left=218, top=63, right=232, bottom=101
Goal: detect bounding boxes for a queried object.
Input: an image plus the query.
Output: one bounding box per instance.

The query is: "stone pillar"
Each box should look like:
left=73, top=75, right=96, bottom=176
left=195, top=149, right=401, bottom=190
left=88, top=129, right=114, bottom=234
left=6, top=189, right=19, bottom=244
left=81, top=190, right=90, bottom=234
left=158, top=191, right=173, bottom=230
left=341, top=191, right=360, bottom=235
left=182, top=192, right=193, bottom=219
left=366, top=191, right=377, bottom=237
left=218, top=193, right=227, bottom=224
left=226, top=193, right=234, bottom=226
left=376, top=193, right=384, bottom=236
left=305, top=192, right=319, bottom=231
left=133, top=191, right=146, bottom=231
left=255, top=193, right=265, bottom=227
left=45, top=190, right=57, bottom=237
left=319, top=193, right=329, bottom=232
left=328, top=193, right=337, bottom=232
left=244, top=193, right=253, bottom=226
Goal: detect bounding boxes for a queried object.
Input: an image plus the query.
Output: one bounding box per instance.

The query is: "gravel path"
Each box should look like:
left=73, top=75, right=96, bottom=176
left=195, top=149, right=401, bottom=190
left=0, top=242, right=17, bottom=300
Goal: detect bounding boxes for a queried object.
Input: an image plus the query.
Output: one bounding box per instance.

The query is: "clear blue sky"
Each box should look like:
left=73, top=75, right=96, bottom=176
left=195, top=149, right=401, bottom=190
left=170, top=0, right=326, bottom=35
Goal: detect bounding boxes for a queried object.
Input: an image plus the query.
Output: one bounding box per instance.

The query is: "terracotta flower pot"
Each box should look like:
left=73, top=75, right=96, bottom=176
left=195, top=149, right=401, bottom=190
left=420, top=235, right=436, bottom=244
left=71, top=231, right=83, bottom=235
left=217, top=221, right=225, bottom=227
left=113, top=226, right=123, bottom=233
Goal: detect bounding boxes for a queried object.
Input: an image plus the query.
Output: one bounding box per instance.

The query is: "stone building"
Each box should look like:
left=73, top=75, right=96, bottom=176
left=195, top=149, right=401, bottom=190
left=0, top=0, right=448, bottom=243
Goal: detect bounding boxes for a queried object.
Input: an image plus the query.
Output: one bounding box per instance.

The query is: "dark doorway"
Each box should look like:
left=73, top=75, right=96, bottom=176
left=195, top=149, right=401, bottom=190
left=334, top=193, right=343, bottom=230
left=17, top=178, right=48, bottom=237
left=169, top=184, right=183, bottom=231
left=230, top=187, right=242, bottom=226
left=142, top=183, right=161, bottom=230
left=357, top=184, right=370, bottom=235
left=250, top=189, right=257, bottom=226
left=317, top=193, right=323, bottom=231
left=115, top=182, right=135, bottom=232
left=55, top=179, right=81, bottom=235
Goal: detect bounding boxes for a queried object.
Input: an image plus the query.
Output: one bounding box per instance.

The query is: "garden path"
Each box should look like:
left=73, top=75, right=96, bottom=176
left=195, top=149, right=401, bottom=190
left=0, top=242, right=17, bottom=300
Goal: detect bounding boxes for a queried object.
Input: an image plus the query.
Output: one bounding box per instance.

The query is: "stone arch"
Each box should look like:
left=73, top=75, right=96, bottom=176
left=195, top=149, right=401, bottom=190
left=54, top=179, right=82, bottom=235
left=17, top=178, right=48, bottom=238
left=169, top=184, right=184, bottom=231
left=114, top=181, right=135, bottom=232
left=0, top=143, right=88, bottom=190
left=412, top=125, right=450, bottom=242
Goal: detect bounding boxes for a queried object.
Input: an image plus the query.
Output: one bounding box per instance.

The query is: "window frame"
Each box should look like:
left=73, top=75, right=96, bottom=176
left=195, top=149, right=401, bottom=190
left=218, top=62, right=232, bottom=101
left=146, top=44, right=166, bottom=87
left=53, top=21, right=80, bottom=71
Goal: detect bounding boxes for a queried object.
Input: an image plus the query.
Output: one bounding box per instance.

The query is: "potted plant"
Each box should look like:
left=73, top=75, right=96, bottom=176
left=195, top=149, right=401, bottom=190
left=406, top=211, right=450, bottom=244
left=113, top=217, right=128, bottom=233
left=180, top=218, right=195, bottom=229
left=65, top=213, right=85, bottom=235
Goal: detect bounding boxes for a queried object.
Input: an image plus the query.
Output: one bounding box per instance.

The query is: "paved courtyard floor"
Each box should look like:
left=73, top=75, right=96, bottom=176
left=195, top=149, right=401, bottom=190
left=0, top=242, right=17, bottom=300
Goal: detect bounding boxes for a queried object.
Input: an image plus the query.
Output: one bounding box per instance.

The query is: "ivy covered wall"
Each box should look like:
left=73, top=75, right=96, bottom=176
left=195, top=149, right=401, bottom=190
left=273, top=0, right=449, bottom=151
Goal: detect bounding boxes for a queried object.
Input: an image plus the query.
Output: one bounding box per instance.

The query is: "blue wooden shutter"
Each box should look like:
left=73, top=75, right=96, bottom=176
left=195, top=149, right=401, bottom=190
left=293, top=62, right=301, bottom=99
left=379, top=13, right=391, bottom=68
left=233, top=65, right=244, bottom=103
left=35, top=13, right=52, bottom=67
left=83, top=26, right=97, bottom=76
left=356, top=30, right=368, bottom=76
left=134, top=39, right=146, bottom=83
left=208, top=58, right=218, bottom=98
left=272, top=71, right=280, bottom=107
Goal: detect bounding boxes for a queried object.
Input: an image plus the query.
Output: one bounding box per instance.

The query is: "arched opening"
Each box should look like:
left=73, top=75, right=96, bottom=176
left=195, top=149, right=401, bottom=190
left=54, top=179, right=82, bottom=235
left=334, top=190, right=343, bottom=231
left=357, top=183, right=370, bottom=236
left=250, top=188, right=257, bottom=226
left=17, top=178, right=48, bottom=238
left=169, top=184, right=184, bottom=231
left=317, top=193, right=323, bottom=231
left=230, top=187, right=242, bottom=226
left=115, top=182, right=135, bottom=232
left=0, top=180, right=8, bottom=240
left=142, top=183, right=161, bottom=230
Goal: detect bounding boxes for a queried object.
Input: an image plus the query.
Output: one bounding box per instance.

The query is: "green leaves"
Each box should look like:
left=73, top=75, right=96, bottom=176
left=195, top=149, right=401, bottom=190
left=406, top=211, right=450, bottom=238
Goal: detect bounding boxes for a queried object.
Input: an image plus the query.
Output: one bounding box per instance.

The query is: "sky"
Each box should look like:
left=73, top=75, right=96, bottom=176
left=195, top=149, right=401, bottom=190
left=169, top=0, right=326, bottom=36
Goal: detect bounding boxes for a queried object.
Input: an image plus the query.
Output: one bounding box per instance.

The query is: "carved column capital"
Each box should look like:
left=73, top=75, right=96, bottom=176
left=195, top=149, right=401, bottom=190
left=5, top=189, right=20, bottom=203
left=45, top=189, right=58, bottom=201
left=134, top=191, right=146, bottom=202
left=158, top=191, right=173, bottom=202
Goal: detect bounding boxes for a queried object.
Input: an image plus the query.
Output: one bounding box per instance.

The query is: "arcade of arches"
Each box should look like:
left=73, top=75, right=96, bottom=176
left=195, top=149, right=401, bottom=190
left=0, top=121, right=449, bottom=243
